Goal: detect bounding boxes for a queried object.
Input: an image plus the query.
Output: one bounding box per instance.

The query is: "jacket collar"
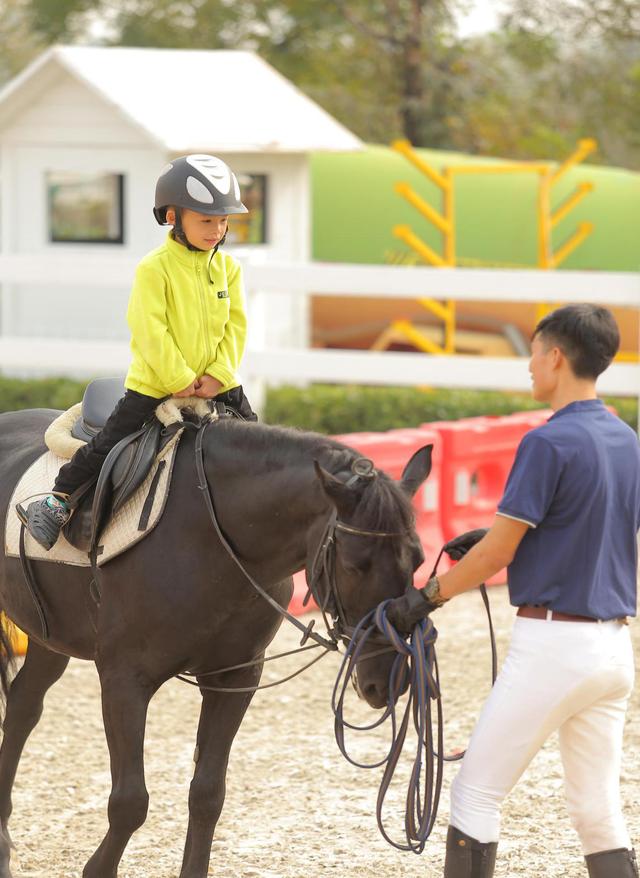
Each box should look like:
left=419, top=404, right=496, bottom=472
left=165, top=232, right=214, bottom=269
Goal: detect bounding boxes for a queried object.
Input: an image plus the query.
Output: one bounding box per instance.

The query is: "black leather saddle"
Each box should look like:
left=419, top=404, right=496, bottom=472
left=63, top=378, right=179, bottom=554
left=71, top=376, right=127, bottom=442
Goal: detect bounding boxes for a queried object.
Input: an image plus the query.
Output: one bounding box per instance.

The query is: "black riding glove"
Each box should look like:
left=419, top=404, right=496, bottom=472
left=443, top=528, right=488, bottom=561
left=385, top=585, right=442, bottom=634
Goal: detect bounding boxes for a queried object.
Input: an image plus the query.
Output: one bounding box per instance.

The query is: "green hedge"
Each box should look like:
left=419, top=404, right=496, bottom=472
left=0, top=377, right=89, bottom=413
left=264, top=384, right=638, bottom=433
left=0, top=377, right=636, bottom=434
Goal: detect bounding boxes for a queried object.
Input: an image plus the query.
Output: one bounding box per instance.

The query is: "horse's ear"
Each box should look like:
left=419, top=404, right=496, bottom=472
left=400, top=444, right=432, bottom=497
left=313, top=460, right=357, bottom=514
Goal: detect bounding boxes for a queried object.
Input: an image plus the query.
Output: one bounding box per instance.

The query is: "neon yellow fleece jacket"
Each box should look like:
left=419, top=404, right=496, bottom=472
left=125, top=233, right=247, bottom=399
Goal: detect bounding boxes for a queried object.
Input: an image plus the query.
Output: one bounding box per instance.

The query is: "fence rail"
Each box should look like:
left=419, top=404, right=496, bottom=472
left=0, top=256, right=639, bottom=304
left=1, top=338, right=637, bottom=399
left=1, top=258, right=638, bottom=405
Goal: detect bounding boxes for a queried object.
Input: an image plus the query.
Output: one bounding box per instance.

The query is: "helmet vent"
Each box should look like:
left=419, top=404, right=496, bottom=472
left=186, top=154, right=231, bottom=195
left=186, top=176, right=214, bottom=204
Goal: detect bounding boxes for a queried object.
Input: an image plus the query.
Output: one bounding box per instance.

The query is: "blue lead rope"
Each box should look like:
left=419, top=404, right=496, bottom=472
left=332, top=601, right=450, bottom=854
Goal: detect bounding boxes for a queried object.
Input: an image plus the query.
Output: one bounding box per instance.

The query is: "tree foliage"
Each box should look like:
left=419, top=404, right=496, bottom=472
left=1, top=0, right=639, bottom=168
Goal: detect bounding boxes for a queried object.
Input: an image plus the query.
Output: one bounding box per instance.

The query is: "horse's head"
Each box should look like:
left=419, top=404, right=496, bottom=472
left=310, top=445, right=432, bottom=709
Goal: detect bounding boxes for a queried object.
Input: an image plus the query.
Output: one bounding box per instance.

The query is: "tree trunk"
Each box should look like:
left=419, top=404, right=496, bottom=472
left=399, top=0, right=426, bottom=145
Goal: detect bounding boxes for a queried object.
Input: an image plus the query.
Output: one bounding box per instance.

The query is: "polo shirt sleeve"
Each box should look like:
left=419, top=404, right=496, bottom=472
left=497, top=431, right=563, bottom=528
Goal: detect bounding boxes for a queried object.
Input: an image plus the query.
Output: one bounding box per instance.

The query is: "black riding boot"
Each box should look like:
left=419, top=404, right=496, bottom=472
left=444, top=826, right=498, bottom=877
left=585, top=848, right=639, bottom=877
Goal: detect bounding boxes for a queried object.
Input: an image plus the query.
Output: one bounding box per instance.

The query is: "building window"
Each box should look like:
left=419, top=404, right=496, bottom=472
left=226, top=174, right=267, bottom=245
left=47, top=172, right=125, bottom=244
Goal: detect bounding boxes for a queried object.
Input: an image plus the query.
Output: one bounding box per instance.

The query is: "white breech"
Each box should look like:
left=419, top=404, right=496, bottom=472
left=449, top=615, right=635, bottom=855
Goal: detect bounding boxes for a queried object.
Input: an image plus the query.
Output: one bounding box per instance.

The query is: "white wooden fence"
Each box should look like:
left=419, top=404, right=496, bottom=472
left=0, top=256, right=638, bottom=407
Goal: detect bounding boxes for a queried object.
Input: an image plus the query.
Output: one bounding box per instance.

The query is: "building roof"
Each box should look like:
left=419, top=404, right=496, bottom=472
left=0, top=45, right=363, bottom=153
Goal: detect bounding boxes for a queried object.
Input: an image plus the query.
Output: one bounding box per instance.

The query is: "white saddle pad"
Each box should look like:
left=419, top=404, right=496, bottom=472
left=5, top=433, right=181, bottom=568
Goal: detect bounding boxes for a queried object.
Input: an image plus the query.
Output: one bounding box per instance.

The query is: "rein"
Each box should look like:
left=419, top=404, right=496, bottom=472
left=193, top=422, right=343, bottom=650
left=184, top=421, right=403, bottom=694
left=332, top=582, right=497, bottom=853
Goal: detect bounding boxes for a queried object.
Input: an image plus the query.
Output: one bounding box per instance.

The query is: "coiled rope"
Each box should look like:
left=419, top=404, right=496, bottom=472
left=332, top=590, right=495, bottom=854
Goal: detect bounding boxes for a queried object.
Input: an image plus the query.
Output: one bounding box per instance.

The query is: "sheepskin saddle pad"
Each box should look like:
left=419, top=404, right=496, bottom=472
left=5, top=393, right=210, bottom=569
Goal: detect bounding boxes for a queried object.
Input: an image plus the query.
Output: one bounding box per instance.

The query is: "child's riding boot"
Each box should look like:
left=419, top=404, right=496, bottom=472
left=444, top=826, right=497, bottom=878
left=21, top=496, right=70, bottom=550
left=585, top=848, right=639, bottom=877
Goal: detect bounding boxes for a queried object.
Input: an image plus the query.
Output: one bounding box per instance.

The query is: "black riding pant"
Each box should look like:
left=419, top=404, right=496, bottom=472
left=54, top=385, right=257, bottom=496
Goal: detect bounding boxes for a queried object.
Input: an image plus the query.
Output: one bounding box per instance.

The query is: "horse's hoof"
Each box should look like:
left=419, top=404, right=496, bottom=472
left=0, top=827, right=12, bottom=878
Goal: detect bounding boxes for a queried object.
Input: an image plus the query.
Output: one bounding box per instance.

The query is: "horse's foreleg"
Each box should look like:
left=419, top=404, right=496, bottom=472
left=82, top=669, right=153, bottom=878
left=179, top=663, right=263, bottom=878
left=0, top=640, right=69, bottom=878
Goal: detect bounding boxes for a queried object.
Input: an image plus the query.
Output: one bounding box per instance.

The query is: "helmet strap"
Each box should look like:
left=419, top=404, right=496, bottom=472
left=172, top=208, right=201, bottom=252
left=172, top=208, right=227, bottom=255
left=212, top=232, right=227, bottom=256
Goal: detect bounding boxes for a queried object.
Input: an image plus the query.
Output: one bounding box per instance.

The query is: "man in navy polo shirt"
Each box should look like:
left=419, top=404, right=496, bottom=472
left=388, top=304, right=640, bottom=878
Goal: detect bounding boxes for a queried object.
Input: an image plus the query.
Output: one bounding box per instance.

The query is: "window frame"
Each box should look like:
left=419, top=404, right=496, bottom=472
left=46, top=171, right=126, bottom=245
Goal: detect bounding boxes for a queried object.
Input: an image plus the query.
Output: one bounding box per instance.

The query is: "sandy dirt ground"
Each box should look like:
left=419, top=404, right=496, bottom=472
left=5, top=586, right=639, bottom=878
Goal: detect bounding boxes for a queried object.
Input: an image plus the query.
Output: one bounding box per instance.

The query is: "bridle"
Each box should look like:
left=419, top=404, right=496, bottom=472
left=304, top=477, right=407, bottom=650
left=180, top=420, right=407, bottom=694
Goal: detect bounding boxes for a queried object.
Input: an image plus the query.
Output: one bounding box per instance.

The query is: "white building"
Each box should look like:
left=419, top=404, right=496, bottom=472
left=0, top=45, right=361, bottom=351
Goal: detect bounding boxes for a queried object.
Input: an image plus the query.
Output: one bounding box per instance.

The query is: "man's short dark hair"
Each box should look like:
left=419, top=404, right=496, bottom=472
left=533, top=304, right=620, bottom=379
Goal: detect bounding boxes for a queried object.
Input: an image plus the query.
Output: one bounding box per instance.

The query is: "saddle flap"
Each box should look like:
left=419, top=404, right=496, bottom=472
left=63, top=419, right=176, bottom=553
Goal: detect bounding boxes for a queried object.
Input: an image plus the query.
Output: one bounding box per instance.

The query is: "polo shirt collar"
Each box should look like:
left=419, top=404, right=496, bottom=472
left=550, top=399, right=604, bottom=420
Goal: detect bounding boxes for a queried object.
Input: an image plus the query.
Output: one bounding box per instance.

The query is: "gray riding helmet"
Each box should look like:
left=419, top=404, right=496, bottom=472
left=153, top=154, right=248, bottom=224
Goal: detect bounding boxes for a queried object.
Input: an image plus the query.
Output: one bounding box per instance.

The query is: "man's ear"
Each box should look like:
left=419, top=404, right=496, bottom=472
left=165, top=207, right=176, bottom=225
left=550, top=346, right=564, bottom=370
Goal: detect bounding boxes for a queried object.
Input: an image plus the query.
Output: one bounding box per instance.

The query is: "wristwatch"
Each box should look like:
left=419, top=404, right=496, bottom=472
left=421, top=575, right=447, bottom=608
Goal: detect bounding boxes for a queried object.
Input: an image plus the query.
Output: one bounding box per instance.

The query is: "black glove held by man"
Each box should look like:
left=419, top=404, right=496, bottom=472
left=385, top=587, right=442, bottom=634
left=443, top=528, right=488, bottom=561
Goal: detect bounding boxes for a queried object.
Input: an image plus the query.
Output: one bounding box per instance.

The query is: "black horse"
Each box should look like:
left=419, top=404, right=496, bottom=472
left=0, top=408, right=431, bottom=878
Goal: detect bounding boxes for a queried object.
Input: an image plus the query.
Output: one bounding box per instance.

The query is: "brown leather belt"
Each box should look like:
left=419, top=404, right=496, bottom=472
left=518, top=606, right=597, bottom=623
left=517, top=606, right=629, bottom=624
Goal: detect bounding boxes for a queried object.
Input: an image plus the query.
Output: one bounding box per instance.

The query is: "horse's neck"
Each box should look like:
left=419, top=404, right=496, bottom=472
left=203, top=424, right=337, bottom=570
left=209, top=422, right=339, bottom=495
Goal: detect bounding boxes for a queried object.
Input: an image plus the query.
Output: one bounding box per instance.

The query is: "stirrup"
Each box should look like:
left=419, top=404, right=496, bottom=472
left=16, top=499, right=69, bottom=551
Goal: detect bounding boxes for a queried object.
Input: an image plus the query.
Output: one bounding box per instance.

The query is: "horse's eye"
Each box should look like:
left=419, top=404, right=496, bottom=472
left=341, top=558, right=370, bottom=576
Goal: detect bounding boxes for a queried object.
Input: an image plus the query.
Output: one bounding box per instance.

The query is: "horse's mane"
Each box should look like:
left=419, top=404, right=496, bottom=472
left=211, top=419, right=416, bottom=534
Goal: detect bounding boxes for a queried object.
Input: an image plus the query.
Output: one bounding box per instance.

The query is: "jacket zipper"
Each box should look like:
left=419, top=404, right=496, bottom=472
left=195, top=258, right=210, bottom=370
